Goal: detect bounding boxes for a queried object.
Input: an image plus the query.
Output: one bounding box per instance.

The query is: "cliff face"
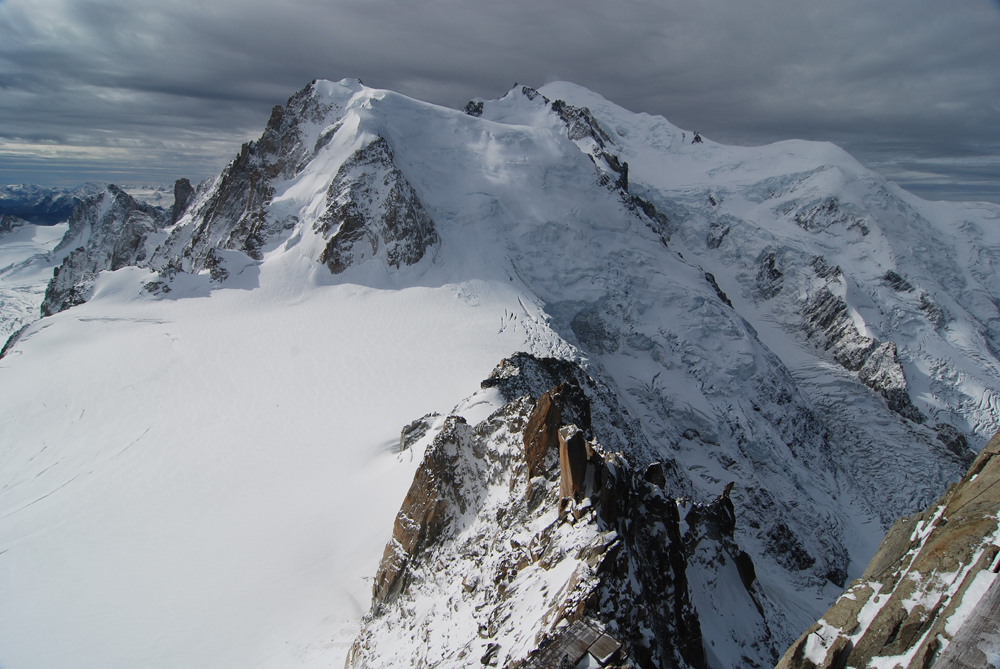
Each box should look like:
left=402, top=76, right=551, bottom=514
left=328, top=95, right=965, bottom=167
left=349, top=354, right=775, bottom=669
left=41, top=185, right=164, bottom=316
left=314, top=137, right=438, bottom=274
left=152, top=84, right=342, bottom=269
left=776, top=432, right=1000, bottom=669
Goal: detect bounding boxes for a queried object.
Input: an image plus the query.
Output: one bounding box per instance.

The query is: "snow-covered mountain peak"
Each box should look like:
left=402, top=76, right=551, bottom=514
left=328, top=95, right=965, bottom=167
left=4, top=78, right=1000, bottom=668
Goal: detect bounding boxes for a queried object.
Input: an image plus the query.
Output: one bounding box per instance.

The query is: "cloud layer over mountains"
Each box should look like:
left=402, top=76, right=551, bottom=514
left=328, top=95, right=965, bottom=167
left=0, top=0, right=998, bottom=202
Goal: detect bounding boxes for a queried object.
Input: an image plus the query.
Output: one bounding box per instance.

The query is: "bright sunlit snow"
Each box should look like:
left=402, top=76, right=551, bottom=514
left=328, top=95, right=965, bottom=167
left=3, top=78, right=1000, bottom=668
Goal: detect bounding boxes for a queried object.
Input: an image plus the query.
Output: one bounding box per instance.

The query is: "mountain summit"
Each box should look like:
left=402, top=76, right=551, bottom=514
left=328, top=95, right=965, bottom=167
left=2, top=78, right=1000, bottom=668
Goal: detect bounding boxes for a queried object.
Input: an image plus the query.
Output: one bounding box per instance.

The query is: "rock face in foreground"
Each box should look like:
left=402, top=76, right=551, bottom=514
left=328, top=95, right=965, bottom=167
left=349, top=354, right=775, bottom=669
left=776, top=432, right=1000, bottom=669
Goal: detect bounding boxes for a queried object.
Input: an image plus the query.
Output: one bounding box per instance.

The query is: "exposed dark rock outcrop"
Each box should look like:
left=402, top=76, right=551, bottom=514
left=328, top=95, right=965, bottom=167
left=705, top=271, right=733, bottom=308
left=803, top=285, right=924, bottom=422
left=883, top=270, right=915, bottom=293
left=41, top=185, right=164, bottom=316
left=315, top=137, right=439, bottom=274
left=707, top=220, right=731, bottom=249
left=481, top=353, right=648, bottom=459
left=935, top=424, right=970, bottom=457
left=0, top=213, right=28, bottom=236
left=550, top=98, right=614, bottom=151
left=145, top=81, right=438, bottom=284
left=371, top=414, right=478, bottom=608
left=765, top=523, right=817, bottom=572
left=810, top=255, right=842, bottom=280
left=792, top=197, right=869, bottom=235
left=352, top=354, right=774, bottom=669
left=170, top=178, right=196, bottom=225
left=756, top=250, right=784, bottom=299
left=155, top=82, right=341, bottom=271
left=0, top=323, right=28, bottom=360
left=522, top=381, right=591, bottom=480
left=919, top=292, right=948, bottom=328
left=530, top=89, right=670, bottom=244
left=857, top=341, right=924, bottom=423
left=399, top=413, right=440, bottom=452
left=803, top=286, right=874, bottom=370
left=463, top=100, right=484, bottom=117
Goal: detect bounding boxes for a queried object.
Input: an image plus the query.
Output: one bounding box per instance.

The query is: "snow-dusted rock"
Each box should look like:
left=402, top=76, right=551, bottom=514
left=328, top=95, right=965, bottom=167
left=169, top=178, right=196, bottom=225
left=0, top=214, right=28, bottom=236
left=41, top=185, right=164, bottom=316
left=776, top=430, right=1000, bottom=669
left=351, top=355, right=774, bottom=669
left=315, top=137, right=438, bottom=274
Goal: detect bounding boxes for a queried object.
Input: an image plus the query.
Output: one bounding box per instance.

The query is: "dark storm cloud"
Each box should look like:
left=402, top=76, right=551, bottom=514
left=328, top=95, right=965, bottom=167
left=0, top=0, right=998, bottom=202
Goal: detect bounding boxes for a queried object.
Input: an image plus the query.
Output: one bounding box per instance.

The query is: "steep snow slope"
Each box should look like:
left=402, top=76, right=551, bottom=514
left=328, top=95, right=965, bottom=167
left=2, top=78, right=999, bottom=668
left=531, top=82, right=1000, bottom=513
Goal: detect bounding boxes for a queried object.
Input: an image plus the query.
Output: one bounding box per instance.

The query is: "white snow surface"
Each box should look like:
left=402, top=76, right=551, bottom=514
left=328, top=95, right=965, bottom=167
left=0, top=222, right=67, bottom=339
left=1, top=266, right=540, bottom=669
left=3, top=78, right=1000, bottom=668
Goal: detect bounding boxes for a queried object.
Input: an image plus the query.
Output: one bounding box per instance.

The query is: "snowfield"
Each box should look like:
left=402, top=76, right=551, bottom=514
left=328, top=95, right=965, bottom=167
left=1, top=261, right=545, bottom=667
left=2, top=78, right=1000, bottom=668
left=0, top=222, right=66, bottom=340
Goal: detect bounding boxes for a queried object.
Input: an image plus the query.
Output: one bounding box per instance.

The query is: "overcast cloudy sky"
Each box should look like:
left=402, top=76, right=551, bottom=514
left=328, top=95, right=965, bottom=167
left=0, top=0, right=998, bottom=203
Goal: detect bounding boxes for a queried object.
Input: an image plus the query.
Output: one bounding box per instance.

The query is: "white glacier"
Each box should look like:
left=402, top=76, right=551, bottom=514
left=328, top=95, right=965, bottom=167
left=1, top=77, right=1000, bottom=668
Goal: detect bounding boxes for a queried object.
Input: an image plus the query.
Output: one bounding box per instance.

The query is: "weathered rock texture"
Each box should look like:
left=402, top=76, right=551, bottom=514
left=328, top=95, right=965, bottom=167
left=148, top=82, right=438, bottom=284
left=558, top=425, right=588, bottom=500
left=41, top=185, right=164, bottom=316
left=170, top=178, right=196, bottom=225
left=803, top=277, right=924, bottom=423
left=350, top=354, right=774, bottom=669
left=522, top=381, right=590, bottom=481
left=776, top=431, right=1000, bottom=669
left=314, top=137, right=438, bottom=274
left=155, top=86, right=335, bottom=269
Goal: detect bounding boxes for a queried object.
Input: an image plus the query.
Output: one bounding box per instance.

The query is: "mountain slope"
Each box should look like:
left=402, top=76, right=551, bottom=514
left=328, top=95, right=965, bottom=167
left=1, top=78, right=999, bottom=668
left=41, top=184, right=165, bottom=316
left=776, top=430, right=1000, bottom=669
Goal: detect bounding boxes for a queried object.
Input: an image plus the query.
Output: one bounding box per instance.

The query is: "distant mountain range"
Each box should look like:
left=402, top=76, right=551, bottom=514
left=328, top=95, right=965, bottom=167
left=0, top=182, right=171, bottom=224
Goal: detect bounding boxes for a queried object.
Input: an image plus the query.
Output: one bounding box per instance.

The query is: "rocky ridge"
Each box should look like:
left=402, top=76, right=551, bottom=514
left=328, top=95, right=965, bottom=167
left=41, top=185, right=165, bottom=316
left=349, top=354, right=776, bottom=669
left=776, top=431, right=1000, bottom=669
left=0, top=214, right=28, bottom=236
left=314, top=137, right=438, bottom=274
